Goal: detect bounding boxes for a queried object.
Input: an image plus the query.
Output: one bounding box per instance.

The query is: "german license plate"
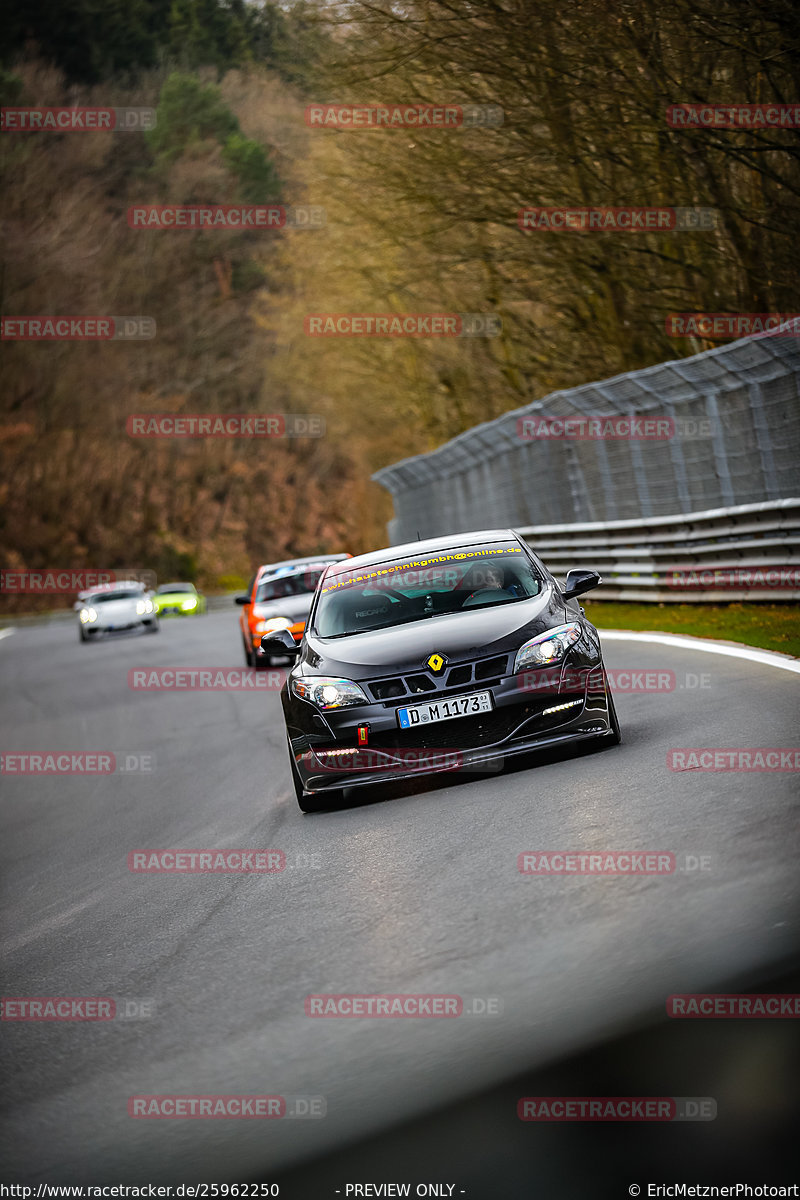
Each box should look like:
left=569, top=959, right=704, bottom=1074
left=397, top=690, right=492, bottom=729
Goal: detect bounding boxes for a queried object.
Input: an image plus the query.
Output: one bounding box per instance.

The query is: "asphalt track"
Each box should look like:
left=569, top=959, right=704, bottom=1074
left=0, top=612, right=798, bottom=1183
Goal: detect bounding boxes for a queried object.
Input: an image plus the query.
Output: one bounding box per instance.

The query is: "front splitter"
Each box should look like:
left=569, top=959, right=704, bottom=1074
left=298, top=720, right=613, bottom=794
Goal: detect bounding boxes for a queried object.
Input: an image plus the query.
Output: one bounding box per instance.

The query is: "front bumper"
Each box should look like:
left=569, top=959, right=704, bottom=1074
left=84, top=622, right=144, bottom=633
left=288, top=666, right=613, bottom=794
left=82, top=611, right=153, bottom=632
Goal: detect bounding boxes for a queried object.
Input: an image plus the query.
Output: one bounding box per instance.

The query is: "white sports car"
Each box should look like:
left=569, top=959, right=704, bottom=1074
left=75, top=581, right=159, bottom=641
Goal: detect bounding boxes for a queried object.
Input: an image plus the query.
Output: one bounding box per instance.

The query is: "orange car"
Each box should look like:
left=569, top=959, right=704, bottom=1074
left=236, top=555, right=351, bottom=667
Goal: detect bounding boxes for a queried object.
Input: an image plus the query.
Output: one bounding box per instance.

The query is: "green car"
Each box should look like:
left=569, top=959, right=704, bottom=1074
left=151, top=582, right=207, bottom=616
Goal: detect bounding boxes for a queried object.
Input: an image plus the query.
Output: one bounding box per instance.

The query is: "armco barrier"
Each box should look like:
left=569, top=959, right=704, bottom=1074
left=518, top=498, right=800, bottom=602
left=373, top=329, right=800, bottom=549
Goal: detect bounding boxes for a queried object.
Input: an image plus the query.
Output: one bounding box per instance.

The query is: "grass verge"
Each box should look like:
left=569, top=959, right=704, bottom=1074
left=582, top=601, right=800, bottom=658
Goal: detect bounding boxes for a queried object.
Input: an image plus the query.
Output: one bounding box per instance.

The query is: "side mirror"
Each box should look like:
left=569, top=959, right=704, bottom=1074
left=260, top=630, right=299, bottom=657
left=562, top=569, right=602, bottom=600
left=234, top=594, right=250, bottom=605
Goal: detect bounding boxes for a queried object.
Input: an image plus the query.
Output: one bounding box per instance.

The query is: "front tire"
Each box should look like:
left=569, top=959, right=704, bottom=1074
left=297, top=788, right=341, bottom=813
left=143, top=619, right=159, bottom=634
left=289, top=738, right=343, bottom=812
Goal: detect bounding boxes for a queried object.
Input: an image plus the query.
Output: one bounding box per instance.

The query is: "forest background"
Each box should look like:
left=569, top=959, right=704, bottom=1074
left=2, top=0, right=798, bottom=602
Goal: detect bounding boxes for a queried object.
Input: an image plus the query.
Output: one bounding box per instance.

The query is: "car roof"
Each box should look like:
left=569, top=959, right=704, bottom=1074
left=158, top=582, right=195, bottom=589
left=255, top=554, right=350, bottom=580
left=325, top=530, right=522, bottom=574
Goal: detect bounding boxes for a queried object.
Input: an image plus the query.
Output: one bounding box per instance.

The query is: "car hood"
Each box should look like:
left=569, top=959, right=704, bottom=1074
left=155, top=592, right=195, bottom=603
left=300, top=585, right=566, bottom=678
left=254, top=595, right=314, bottom=622
left=91, top=598, right=141, bottom=618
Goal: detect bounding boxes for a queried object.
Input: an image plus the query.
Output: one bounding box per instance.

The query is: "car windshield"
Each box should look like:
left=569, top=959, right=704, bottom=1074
left=86, top=589, right=143, bottom=603
left=255, top=568, right=326, bottom=603
left=314, top=544, right=542, bottom=638
left=156, top=583, right=194, bottom=594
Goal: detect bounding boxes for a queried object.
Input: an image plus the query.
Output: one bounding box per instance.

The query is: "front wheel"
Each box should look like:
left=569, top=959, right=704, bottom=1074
left=143, top=619, right=159, bottom=634
left=288, top=738, right=343, bottom=812
left=297, top=788, right=341, bottom=813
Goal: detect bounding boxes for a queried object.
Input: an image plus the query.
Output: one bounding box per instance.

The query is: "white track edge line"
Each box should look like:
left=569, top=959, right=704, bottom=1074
left=597, top=628, right=800, bottom=674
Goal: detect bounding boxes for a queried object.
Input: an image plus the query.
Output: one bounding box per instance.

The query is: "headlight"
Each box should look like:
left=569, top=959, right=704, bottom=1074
left=136, top=598, right=154, bottom=615
left=255, top=616, right=293, bottom=634
left=181, top=597, right=197, bottom=610
left=291, top=676, right=368, bottom=709
left=80, top=607, right=97, bottom=624
left=514, top=623, right=582, bottom=671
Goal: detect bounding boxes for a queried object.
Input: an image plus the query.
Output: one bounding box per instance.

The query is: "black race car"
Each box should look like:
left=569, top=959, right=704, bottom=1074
left=261, top=529, right=620, bottom=812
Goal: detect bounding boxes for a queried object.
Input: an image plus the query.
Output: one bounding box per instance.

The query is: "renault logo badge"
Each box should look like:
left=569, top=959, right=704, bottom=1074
left=426, top=653, right=446, bottom=673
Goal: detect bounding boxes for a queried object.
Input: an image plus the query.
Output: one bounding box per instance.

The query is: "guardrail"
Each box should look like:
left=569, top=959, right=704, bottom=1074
left=518, top=498, right=800, bottom=602
left=374, top=328, right=800, bottom=542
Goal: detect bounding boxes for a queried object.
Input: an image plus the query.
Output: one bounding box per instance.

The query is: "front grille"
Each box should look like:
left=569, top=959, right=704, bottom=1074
left=363, top=653, right=530, bottom=708
left=405, top=673, right=436, bottom=694
left=371, top=678, right=406, bottom=700
left=474, top=654, right=508, bottom=682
